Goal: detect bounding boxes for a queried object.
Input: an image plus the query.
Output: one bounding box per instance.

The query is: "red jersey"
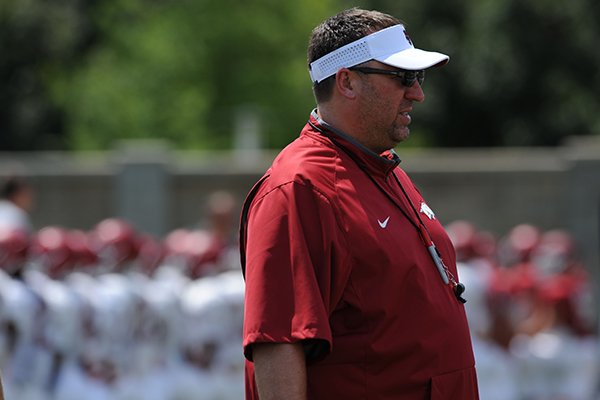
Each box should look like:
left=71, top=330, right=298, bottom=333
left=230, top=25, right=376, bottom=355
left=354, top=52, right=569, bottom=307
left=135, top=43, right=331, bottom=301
left=241, top=112, right=479, bottom=399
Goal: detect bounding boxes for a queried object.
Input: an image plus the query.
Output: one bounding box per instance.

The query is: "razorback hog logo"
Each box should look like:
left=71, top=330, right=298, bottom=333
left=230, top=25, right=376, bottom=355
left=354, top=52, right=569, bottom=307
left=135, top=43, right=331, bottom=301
left=420, top=202, right=435, bottom=220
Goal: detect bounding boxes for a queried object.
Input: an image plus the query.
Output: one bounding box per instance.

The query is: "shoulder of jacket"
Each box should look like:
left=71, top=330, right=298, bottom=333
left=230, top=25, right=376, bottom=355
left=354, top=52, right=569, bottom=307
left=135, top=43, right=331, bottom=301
left=267, top=134, right=341, bottom=192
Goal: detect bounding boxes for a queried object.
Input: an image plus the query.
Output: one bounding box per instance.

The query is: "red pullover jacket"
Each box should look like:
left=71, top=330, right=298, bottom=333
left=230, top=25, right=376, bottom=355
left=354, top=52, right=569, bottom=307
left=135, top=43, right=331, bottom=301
left=241, top=112, right=479, bottom=399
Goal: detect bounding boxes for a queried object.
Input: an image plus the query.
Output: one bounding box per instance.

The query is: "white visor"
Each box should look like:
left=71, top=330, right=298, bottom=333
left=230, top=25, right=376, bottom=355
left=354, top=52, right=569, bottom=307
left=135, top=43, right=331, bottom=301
left=309, top=24, right=449, bottom=83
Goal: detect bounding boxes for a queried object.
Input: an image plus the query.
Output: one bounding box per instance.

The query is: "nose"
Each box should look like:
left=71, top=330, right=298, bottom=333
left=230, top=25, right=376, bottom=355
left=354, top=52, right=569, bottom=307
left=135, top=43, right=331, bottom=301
left=406, top=81, right=425, bottom=103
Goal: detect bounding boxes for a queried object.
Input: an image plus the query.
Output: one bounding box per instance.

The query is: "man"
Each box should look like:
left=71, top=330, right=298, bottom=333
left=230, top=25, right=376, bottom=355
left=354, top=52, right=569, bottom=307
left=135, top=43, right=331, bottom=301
left=0, top=176, right=34, bottom=233
left=240, top=8, right=479, bottom=399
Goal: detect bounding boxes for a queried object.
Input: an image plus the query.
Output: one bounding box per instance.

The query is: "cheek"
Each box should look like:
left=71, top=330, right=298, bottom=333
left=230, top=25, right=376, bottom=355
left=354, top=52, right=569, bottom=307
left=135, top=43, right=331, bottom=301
left=380, top=88, right=405, bottom=113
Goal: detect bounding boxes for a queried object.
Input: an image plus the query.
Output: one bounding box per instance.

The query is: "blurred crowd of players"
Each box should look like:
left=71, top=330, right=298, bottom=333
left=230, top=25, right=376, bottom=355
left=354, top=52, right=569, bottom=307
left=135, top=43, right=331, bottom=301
left=449, top=220, right=599, bottom=400
left=1, top=178, right=245, bottom=400
left=1, top=176, right=599, bottom=399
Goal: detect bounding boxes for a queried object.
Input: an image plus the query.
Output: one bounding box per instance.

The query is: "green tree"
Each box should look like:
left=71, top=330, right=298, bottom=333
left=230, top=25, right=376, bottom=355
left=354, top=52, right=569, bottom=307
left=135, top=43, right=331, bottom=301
left=52, top=0, right=339, bottom=150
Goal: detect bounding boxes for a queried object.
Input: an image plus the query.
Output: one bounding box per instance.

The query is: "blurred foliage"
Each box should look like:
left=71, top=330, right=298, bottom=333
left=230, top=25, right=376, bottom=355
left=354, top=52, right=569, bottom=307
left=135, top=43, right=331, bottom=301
left=50, top=0, right=338, bottom=150
left=1, top=0, right=600, bottom=150
left=0, top=0, right=97, bottom=150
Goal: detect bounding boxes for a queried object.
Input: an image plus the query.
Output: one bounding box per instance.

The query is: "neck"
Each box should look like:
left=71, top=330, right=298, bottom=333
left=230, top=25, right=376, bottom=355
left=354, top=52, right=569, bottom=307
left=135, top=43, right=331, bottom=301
left=317, top=104, right=361, bottom=141
left=317, top=103, right=385, bottom=154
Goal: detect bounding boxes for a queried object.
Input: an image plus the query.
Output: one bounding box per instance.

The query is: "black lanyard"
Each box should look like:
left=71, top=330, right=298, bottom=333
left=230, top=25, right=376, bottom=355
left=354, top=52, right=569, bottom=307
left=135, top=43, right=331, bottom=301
left=308, top=118, right=466, bottom=303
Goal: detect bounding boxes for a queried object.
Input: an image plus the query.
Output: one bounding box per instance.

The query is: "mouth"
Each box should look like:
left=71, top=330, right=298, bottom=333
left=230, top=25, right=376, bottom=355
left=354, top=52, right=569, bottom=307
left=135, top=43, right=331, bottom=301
left=398, top=111, right=412, bottom=126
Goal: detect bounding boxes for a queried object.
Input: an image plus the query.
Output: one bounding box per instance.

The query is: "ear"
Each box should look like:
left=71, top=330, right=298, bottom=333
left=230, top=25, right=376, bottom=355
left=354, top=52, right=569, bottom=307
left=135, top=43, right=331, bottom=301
left=334, top=69, right=358, bottom=100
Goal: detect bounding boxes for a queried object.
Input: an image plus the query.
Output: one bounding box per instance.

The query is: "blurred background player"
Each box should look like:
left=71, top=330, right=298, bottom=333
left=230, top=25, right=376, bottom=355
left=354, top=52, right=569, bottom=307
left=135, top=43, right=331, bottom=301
left=170, top=270, right=245, bottom=400
left=0, top=176, right=34, bottom=234
left=0, top=177, right=44, bottom=400
left=164, top=190, right=239, bottom=280
left=508, top=228, right=598, bottom=400
left=0, top=255, right=46, bottom=400
left=447, top=221, right=520, bottom=400
left=189, top=190, right=238, bottom=278
left=0, top=176, right=34, bottom=279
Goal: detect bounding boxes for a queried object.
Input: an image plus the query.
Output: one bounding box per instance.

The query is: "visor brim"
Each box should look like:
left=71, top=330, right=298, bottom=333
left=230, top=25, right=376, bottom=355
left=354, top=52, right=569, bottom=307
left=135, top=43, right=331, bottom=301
left=376, top=48, right=449, bottom=71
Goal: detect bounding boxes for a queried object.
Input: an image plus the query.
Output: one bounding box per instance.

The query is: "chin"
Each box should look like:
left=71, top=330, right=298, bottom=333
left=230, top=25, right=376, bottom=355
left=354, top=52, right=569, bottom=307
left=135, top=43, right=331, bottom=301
left=393, top=132, right=410, bottom=144
left=391, top=125, right=410, bottom=140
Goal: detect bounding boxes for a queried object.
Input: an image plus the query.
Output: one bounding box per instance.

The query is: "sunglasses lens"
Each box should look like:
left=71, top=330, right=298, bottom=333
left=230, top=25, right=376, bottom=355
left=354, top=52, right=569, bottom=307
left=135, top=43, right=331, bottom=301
left=403, top=71, right=424, bottom=87
left=403, top=72, right=416, bottom=87
left=352, top=67, right=425, bottom=87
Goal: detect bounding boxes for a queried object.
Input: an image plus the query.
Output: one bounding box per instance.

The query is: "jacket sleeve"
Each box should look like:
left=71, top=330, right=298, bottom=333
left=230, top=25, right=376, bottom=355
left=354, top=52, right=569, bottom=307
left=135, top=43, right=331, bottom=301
left=243, top=180, right=349, bottom=363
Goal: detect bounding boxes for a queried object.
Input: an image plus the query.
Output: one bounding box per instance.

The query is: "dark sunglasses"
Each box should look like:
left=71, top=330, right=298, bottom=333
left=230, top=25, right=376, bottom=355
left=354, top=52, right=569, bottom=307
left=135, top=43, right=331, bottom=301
left=349, top=66, right=425, bottom=87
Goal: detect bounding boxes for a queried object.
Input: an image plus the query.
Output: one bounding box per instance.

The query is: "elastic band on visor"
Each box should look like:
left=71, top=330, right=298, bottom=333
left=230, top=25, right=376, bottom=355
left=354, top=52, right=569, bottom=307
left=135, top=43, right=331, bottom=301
left=309, top=25, right=413, bottom=84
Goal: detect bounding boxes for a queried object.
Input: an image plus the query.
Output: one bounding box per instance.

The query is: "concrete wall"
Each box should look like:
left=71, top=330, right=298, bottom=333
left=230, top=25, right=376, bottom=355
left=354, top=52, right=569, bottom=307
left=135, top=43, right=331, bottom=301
left=1, top=137, right=599, bottom=272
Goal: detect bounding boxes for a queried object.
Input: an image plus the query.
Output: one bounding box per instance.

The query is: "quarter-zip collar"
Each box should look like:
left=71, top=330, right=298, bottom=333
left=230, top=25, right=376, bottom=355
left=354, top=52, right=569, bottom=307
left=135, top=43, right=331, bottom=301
left=307, top=109, right=400, bottom=178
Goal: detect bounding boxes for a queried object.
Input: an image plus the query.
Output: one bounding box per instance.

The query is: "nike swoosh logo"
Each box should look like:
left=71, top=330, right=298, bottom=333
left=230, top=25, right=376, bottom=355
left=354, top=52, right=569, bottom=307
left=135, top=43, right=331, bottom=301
left=378, top=216, right=390, bottom=228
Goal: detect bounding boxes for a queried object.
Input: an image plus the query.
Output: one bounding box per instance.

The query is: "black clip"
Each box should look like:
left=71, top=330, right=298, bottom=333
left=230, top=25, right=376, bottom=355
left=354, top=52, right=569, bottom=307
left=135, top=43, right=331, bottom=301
left=454, top=282, right=467, bottom=304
